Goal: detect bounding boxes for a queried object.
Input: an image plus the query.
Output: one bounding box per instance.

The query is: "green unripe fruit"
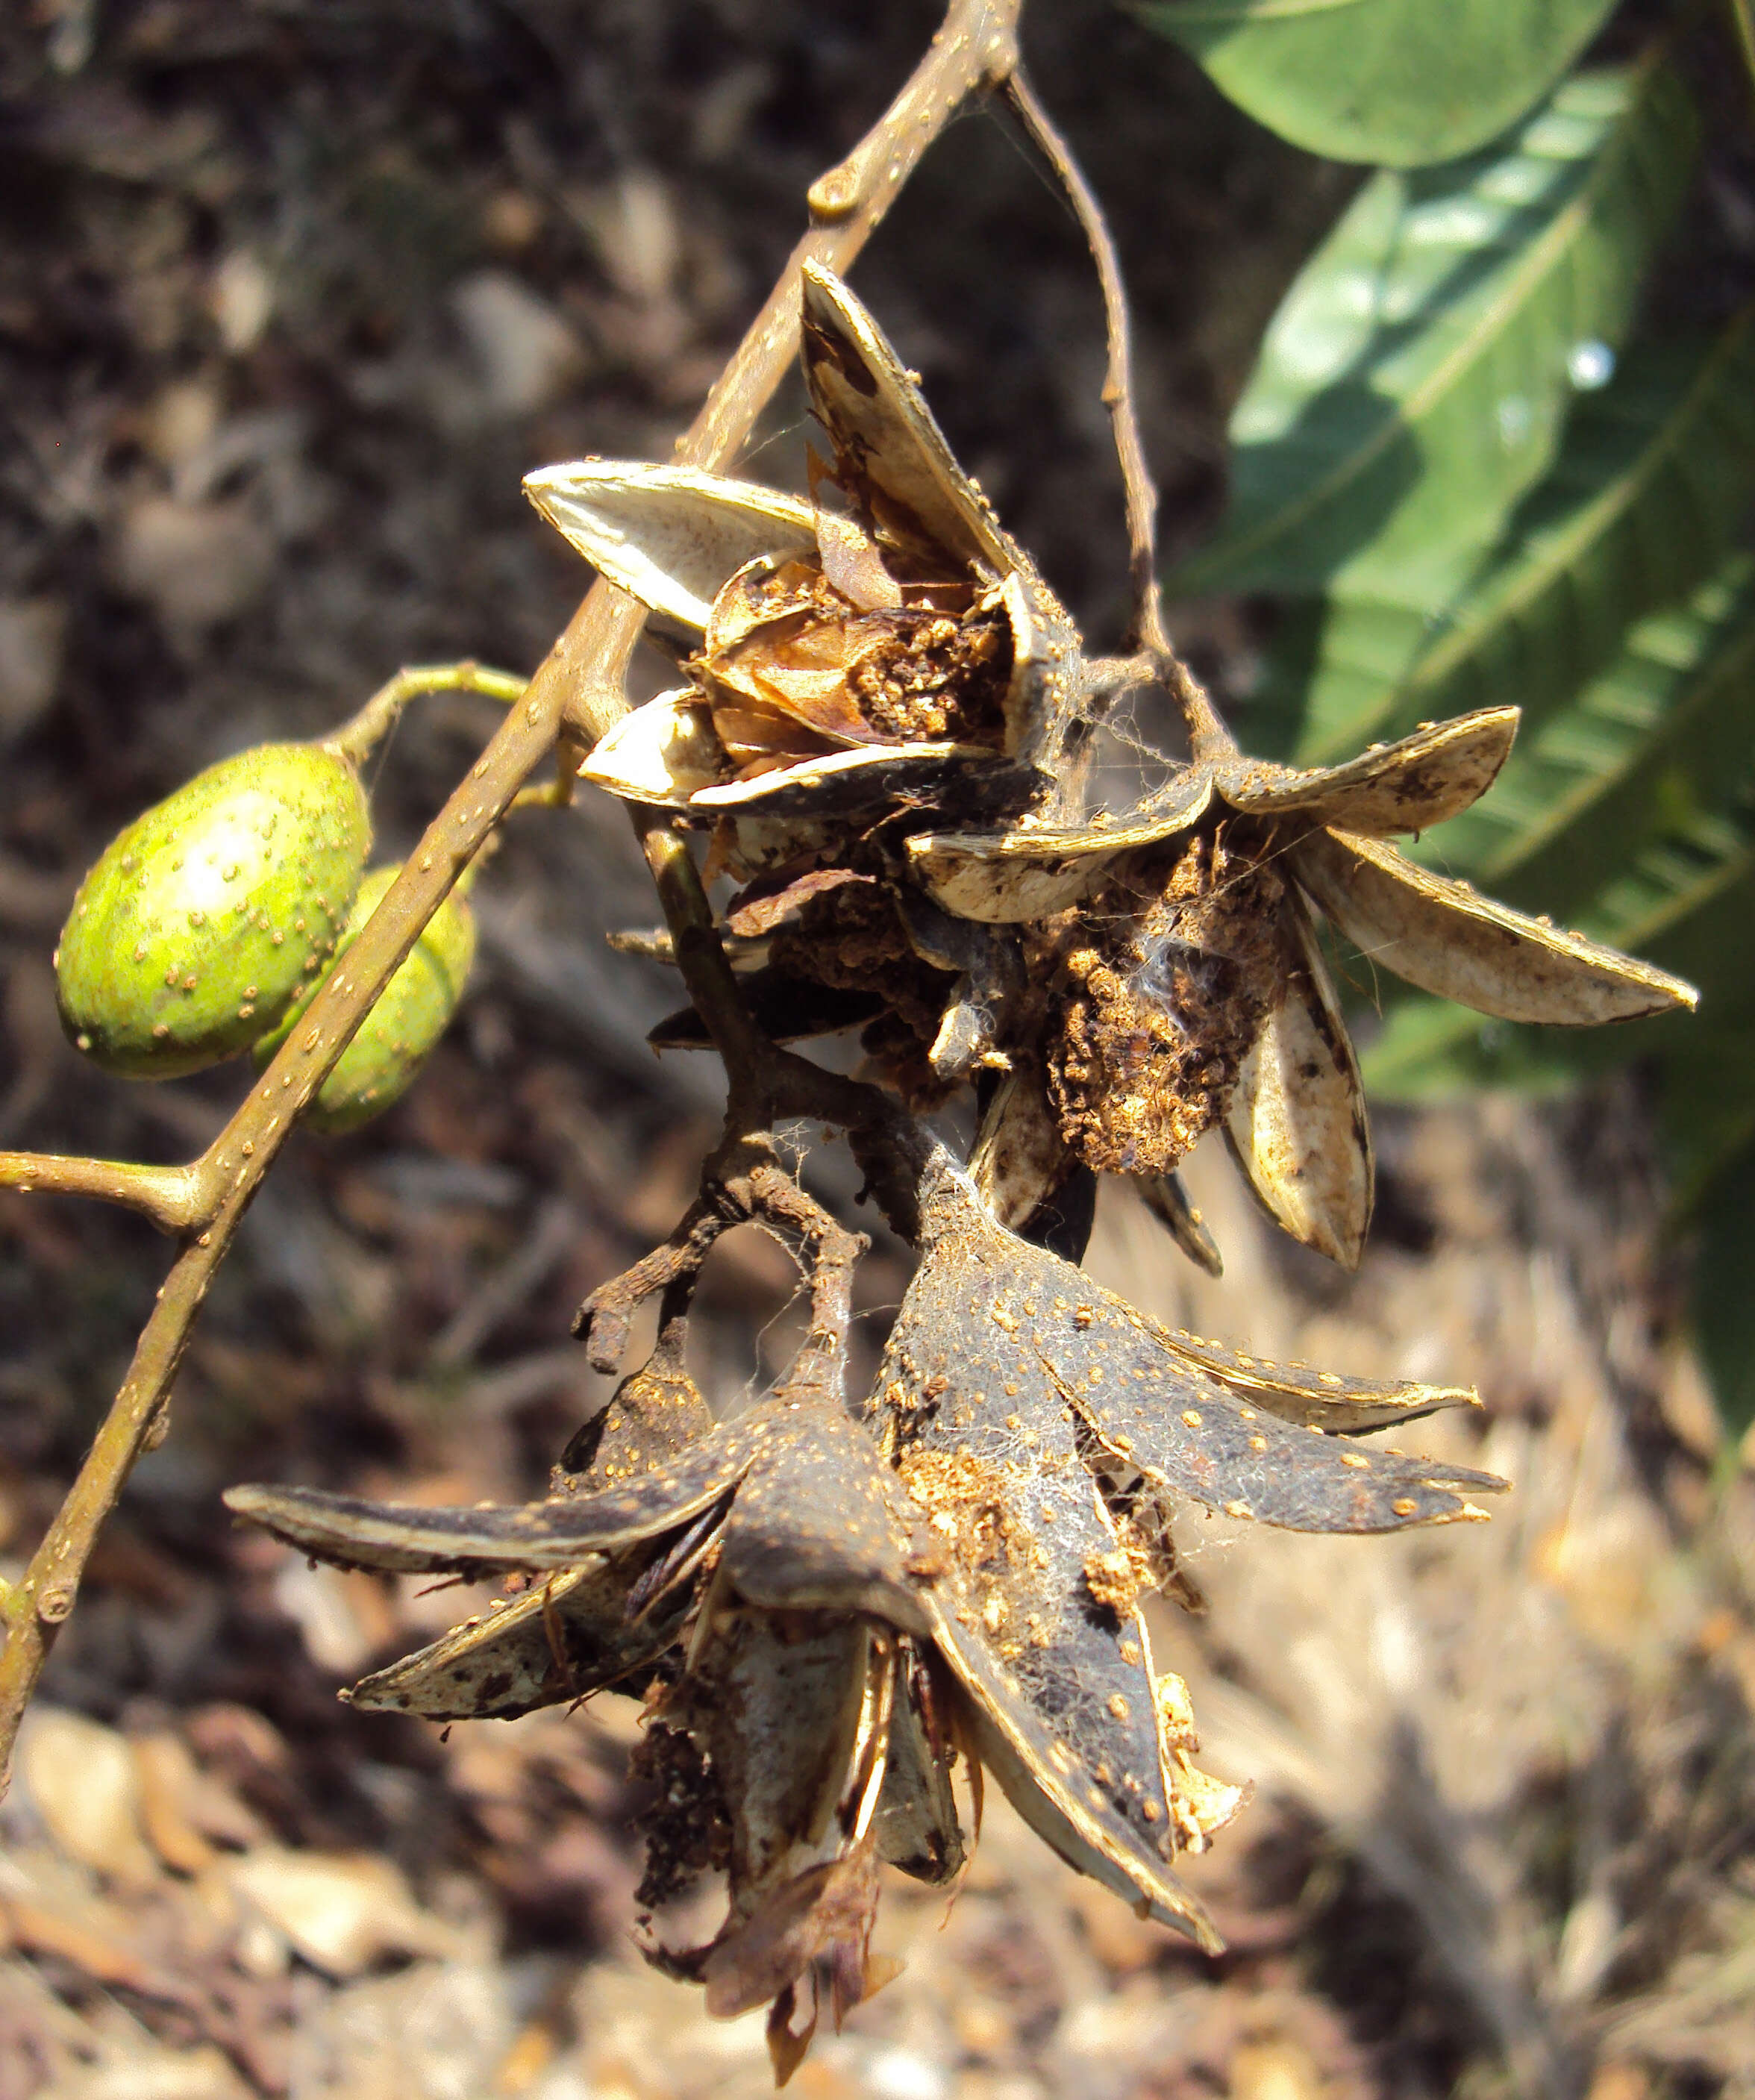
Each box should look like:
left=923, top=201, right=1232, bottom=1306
left=251, top=865, right=476, bottom=1133
left=55, top=743, right=372, bottom=1079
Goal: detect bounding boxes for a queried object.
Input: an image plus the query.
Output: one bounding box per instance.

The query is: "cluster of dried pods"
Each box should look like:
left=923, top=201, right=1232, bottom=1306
left=231, top=266, right=1696, bottom=2080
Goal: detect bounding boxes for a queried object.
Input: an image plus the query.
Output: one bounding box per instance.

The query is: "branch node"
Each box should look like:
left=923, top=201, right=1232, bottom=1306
left=36, top=1584, right=76, bottom=1625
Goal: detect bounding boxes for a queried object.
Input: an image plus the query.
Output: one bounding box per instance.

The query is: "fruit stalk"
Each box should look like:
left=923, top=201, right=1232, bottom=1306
left=0, top=1154, right=209, bottom=1233
left=327, top=660, right=530, bottom=769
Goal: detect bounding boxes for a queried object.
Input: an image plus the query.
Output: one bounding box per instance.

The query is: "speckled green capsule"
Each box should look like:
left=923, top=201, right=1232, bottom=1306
left=55, top=743, right=372, bottom=1079
left=251, top=865, right=476, bottom=1133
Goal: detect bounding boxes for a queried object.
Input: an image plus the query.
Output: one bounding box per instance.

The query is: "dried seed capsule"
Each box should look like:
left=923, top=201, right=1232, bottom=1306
left=251, top=865, right=475, bottom=1133
left=56, top=743, right=371, bottom=1078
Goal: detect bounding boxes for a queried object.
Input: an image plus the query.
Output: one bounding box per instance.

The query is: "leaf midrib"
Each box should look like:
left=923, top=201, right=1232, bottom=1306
left=1202, top=57, right=1663, bottom=578
left=1404, top=308, right=1755, bottom=706
left=1483, top=612, right=1755, bottom=884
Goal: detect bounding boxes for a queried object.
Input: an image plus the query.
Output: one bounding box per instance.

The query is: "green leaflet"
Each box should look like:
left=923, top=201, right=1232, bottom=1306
left=1417, top=556, right=1755, bottom=918
left=1354, top=566, right=1755, bottom=1101
left=1293, top=313, right=1755, bottom=762
left=1351, top=996, right=1583, bottom=1101
left=1233, top=596, right=1424, bottom=760
left=1172, top=62, right=1695, bottom=604
left=1137, top=0, right=1618, bottom=168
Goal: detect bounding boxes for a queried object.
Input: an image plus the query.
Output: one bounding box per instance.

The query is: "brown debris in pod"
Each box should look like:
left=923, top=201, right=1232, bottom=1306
left=632, top=1719, right=734, bottom=1913
left=1081, top=1549, right=1141, bottom=1616
left=1086, top=1469, right=1206, bottom=1616
left=894, top=1444, right=1033, bottom=1601
left=695, top=555, right=1010, bottom=769
left=767, top=878, right=960, bottom=1109
left=845, top=597, right=1007, bottom=746
left=1152, top=1667, right=1245, bottom=1852
left=1046, top=830, right=1286, bottom=1175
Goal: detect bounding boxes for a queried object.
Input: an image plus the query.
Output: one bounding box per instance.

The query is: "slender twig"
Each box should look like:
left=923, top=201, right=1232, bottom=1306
left=0, top=0, right=1024, bottom=1789
left=1000, top=67, right=1234, bottom=760
left=327, top=661, right=528, bottom=768
left=0, top=1154, right=210, bottom=1234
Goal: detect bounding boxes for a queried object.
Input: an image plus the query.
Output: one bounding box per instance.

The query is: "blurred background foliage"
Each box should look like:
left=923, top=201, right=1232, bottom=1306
left=1149, top=0, right=1755, bottom=1438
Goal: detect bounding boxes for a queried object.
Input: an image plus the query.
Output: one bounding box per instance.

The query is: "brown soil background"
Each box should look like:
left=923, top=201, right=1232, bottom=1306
left=1, top=4, right=1753, bottom=2098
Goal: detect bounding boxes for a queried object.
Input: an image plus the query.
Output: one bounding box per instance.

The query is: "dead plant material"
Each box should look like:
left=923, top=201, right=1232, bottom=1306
left=1046, top=831, right=1286, bottom=1175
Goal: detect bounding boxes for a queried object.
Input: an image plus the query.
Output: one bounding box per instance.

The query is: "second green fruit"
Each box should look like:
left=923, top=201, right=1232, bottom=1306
left=253, top=866, right=476, bottom=1132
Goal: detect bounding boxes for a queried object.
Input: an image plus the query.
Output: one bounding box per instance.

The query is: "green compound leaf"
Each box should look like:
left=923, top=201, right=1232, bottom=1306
left=1286, top=312, right=1755, bottom=763
left=1233, top=594, right=1427, bottom=761
left=1173, top=62, right=1695, bottom=607
left=1137, top=0, right=1620, bottom=168
left=1350, top=563, right=1755, bottom=1101
left=1428, top=560, right=1755, bottom=920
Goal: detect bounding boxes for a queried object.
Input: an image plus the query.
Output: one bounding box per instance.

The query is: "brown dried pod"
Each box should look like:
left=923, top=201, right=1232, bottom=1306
left=866, top=1150, right=1502, bottom=1940
left=529, top=264, right=1093, bottom=857
left=226, top=1144, right=1501, bottom=2044
left=910, top=707, right=1696, bottom=1264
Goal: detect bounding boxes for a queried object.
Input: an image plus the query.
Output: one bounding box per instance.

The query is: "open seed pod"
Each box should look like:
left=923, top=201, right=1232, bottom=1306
left=866, top=1150, right=1501, bottom=1940
left=907, top=707, right=1698, bottom=1266
left=227, top=1143, right=1504, bottom=2070
left=528, top=263, right=1091, bottom=854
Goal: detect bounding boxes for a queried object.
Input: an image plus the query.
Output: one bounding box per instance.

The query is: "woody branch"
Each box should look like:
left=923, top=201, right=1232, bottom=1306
left=0, top=0, right=1026, bottom=1785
